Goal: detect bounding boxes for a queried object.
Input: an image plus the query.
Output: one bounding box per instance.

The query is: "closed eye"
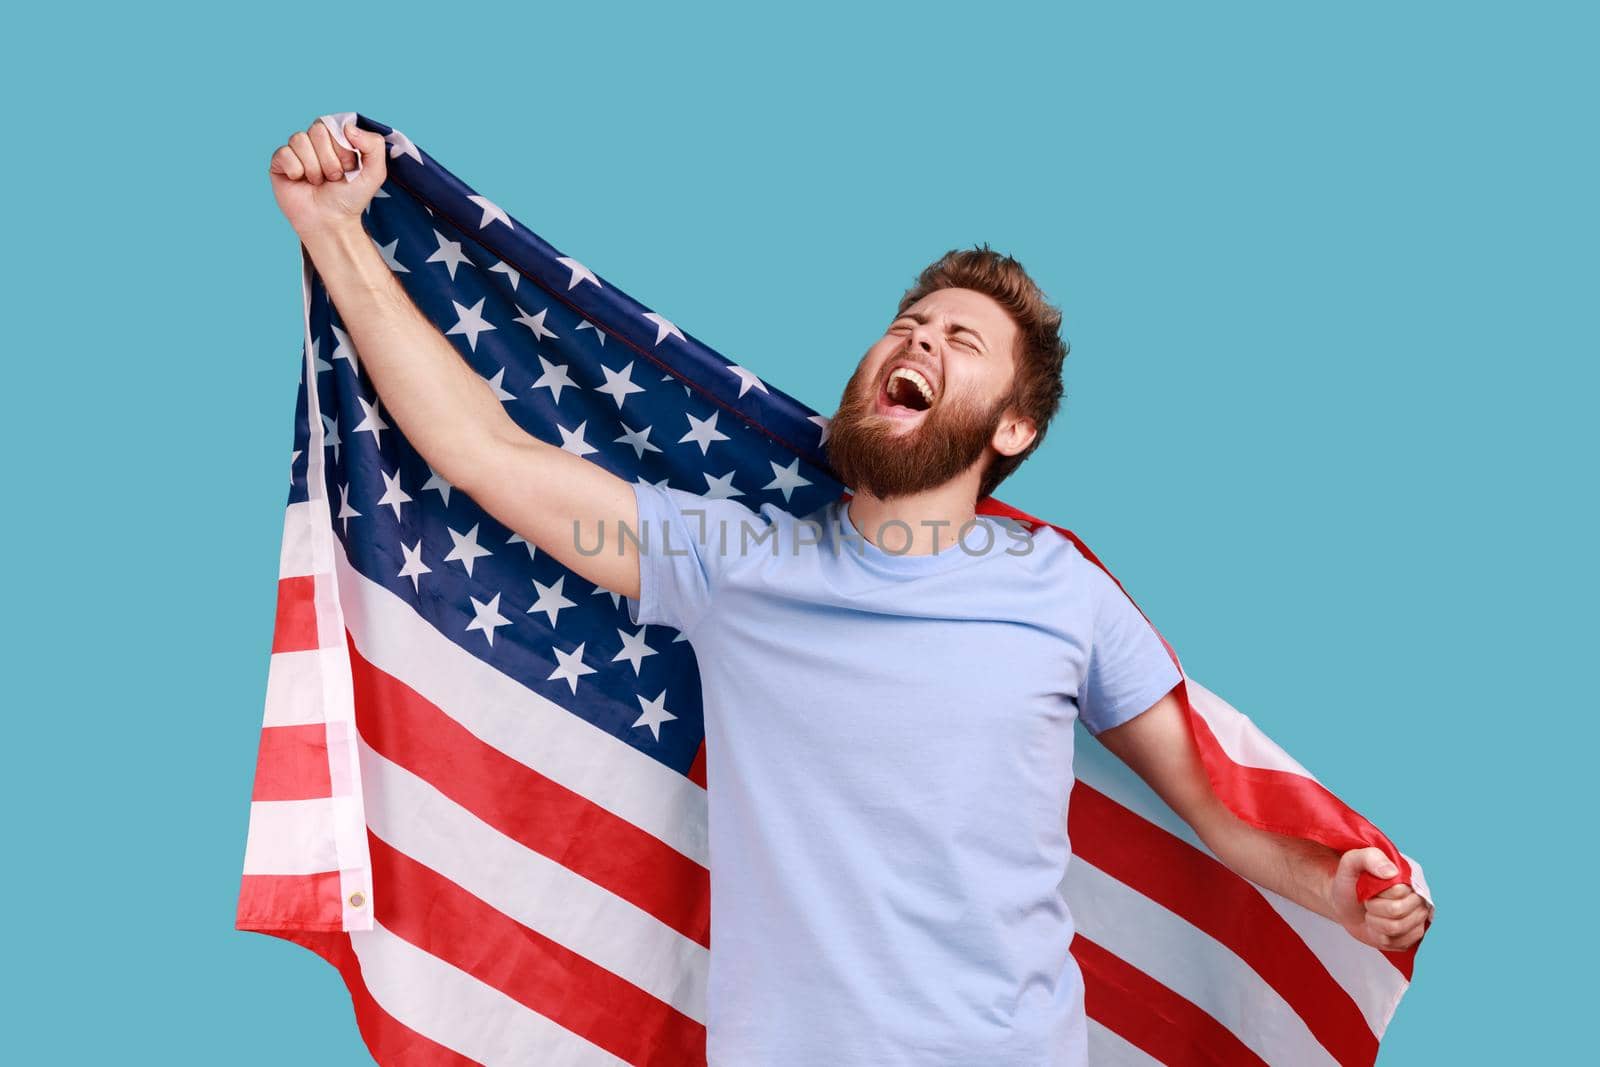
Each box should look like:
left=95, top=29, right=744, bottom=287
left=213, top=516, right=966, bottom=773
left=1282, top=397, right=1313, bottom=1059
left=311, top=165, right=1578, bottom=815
left=889, top=320, right=979, bottom=352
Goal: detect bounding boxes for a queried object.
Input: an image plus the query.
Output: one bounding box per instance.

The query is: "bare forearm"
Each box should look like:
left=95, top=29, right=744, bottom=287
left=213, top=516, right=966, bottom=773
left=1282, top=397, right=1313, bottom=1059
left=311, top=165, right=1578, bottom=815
left=300, top=219, right=513, bottom=486
left=1205, top=821, right=1340, bottom=919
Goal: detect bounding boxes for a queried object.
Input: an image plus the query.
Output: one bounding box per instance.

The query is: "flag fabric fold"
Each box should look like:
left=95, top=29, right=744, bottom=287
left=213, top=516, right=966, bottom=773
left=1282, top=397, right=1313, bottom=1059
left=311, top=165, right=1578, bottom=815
left=238, top=111, right=1433, bottom=1067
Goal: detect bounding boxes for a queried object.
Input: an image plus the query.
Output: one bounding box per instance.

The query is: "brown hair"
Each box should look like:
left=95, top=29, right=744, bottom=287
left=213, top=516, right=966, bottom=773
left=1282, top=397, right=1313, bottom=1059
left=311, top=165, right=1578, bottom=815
left=896, top=242, right=1068, bottom=501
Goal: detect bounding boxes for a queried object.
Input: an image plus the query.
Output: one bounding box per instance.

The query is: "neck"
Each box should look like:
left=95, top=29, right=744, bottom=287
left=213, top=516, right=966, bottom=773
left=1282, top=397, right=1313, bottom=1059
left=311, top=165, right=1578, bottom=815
left=844, top=478, right=982, bottom=555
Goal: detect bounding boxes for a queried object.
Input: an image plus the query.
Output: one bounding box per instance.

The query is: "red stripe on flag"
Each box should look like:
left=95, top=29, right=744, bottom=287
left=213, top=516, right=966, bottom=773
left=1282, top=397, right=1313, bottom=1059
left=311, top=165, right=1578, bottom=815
left=688, top=739, right=707, bottom=789
left=346, top=634, right=713, bottom=947
left=279, top=929, right=480, bottom=1067
left=1181, top=705, right=1420, bottom=980
left=979, top=496, right=1426, bottom=981
left=272, top=575, right=320, bottom=654
left=1071, top=783, right=1379, bottom=1067
left=369, top=832, right=705, bottom=1067
left=236, top=871, right=344, bottom=932
left=1074, top=934, right=1269, bottom=1067
left=250, top=723, right=332, bottom=801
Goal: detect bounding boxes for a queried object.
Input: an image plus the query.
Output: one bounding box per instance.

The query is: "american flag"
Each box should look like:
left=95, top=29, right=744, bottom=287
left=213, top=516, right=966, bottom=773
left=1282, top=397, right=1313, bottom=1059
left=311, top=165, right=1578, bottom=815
left=238, top=111, right=1434, bottom=1066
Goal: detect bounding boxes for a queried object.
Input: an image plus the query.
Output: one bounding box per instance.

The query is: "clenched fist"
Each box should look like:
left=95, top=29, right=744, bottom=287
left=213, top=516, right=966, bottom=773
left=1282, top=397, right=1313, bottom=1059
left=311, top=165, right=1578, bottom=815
left=267, top=118, right=388, bottom=241
left=1330, top=846, right=1434, bottom=952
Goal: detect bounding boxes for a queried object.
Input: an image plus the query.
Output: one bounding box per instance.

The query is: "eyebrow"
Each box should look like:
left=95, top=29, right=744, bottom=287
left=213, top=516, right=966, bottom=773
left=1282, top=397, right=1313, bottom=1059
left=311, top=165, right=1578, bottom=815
left=894, top=310, right=988, bottom=351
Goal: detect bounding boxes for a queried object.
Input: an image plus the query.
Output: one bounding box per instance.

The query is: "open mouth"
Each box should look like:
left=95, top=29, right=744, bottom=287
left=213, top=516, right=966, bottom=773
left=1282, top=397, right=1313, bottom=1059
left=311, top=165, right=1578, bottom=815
left=880, top=365, right=936, bottom=415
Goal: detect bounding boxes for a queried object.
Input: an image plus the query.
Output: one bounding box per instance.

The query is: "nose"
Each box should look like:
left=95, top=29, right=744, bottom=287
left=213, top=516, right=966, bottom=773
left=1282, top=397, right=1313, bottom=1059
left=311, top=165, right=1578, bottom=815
left=908, top=321, right=937, bottom=356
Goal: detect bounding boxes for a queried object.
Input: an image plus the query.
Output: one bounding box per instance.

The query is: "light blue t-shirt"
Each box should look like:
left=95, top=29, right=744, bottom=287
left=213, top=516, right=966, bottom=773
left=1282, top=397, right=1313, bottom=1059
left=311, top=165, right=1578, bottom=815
left=624, top=481, right=1182, bottom=1067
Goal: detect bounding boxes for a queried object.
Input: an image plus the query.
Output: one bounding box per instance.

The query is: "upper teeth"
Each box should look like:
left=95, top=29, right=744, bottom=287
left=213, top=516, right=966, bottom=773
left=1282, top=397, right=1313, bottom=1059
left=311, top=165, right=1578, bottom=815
left=888, top=366, right=935, bottom=405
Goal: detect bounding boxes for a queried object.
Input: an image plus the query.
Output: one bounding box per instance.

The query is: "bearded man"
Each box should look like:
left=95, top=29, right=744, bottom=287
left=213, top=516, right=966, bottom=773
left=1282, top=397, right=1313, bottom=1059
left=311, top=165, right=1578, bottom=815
left=268, top=117, right=1432, bottom=1067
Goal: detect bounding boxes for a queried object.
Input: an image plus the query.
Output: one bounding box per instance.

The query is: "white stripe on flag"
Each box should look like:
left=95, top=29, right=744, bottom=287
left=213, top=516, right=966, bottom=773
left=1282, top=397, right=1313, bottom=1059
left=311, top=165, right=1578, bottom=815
left=278, top=498, right=321, bottom=579
left=262, top=646, right=347, bottom=728
left=1077, top=727, right=1409, bottom=1035
left=359, top=739, right=710, bottom=1022
left=351, top=921, right=631, bottom=1067
left=1185, top=677, right=1314, bottom=777
left=241, top=798, right=340, bottom=875
left=1085, top=1019, right=1164, bottom=1067
left=1066, top=858, right=1341, bottom=1067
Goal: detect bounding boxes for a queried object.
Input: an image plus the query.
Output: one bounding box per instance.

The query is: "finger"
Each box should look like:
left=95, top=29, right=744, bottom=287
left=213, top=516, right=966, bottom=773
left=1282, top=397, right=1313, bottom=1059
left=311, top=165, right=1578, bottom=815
left=288, top=130, right=324, bottom=186
left=1376, top=925, right=1424, bottom=951
left=345, top=124, right=385, bottom=173
left=1365, top=891, right=1425, bottom=920
left=1339, top=846, right=1399, bottom=885
left=1379, top=915, right=1429, bottom=951
left=269, top=144, right=305, bottom=180
left=1368, top=907, right=1430, bottom=941
left=1362, top=847, right=1399, bottom=879
left=327, top=122, right=360, bottom=173
left=1375, top=883, right=1411, bottom=900
left=306, top=120, right=347, bottom=183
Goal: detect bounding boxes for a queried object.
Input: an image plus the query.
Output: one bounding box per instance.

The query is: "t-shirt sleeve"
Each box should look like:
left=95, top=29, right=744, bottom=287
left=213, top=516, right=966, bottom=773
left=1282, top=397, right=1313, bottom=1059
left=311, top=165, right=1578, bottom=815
left=1079, top=564, right=1183, bottom=736
left=623, top=480, right=763, bottom=637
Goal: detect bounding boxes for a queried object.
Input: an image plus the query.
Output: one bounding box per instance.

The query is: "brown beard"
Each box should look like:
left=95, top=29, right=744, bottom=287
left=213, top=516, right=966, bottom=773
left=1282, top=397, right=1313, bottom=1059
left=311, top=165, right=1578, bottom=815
left=824, top=360, right=1011, bottom=500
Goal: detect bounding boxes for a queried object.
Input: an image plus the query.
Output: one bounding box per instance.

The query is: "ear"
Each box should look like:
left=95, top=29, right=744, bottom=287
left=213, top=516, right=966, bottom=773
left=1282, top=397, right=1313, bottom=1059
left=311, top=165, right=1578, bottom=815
left=991, top=409, right=1037, bottom=459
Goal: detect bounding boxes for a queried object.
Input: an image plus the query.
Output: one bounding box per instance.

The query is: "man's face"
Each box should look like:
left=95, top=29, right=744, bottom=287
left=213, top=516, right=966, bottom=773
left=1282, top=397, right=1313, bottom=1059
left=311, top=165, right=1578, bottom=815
left=825, top=287, right=1025, bottom=500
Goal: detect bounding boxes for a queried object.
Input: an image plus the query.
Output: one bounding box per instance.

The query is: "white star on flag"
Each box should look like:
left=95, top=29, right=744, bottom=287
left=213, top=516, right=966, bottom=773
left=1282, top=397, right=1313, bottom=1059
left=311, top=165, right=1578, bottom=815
left=376, top=468, right=413, bottom=521
left=556, top=256, right=600, bottom=291
left=331, top=324, right=359, bottom=377
left=490, top=261, right=521, bottom=290
left=336, top=482, right=361, bottom=536
left=421, top=465, right=453, bottom=506
left=701, top=471, right=743, bottom=500
left=467, top=194, right=513, bottom=230
left=397, top=539, right=431, bottom=592
left=425, top=229, right=473, bottom=280
left=527, top=577, right=578, bottom=626
left=642, top=312, right=685, bottom=346
left=632, top=691, right=678, bottom=741
left=515, top=306, right=558, bottom=341
left=548, top=643, right=597, bottom=694
left=321, top=414, right=342, bottom=463
left=680, top=411, right=730, bottom=454
left=507, top=532, right=537, bottom=560
left=375, top=237, right=409, bottom=273
left=558, top=420, right=598, bottom=457
left=613, top=627, right=657, bottom=674
left=764, top=458, right=813, bottom=501
left=443, top=523, right=492, bottom=577
left=595, top=362, right=646, bottom=408
left=484, top=367, right=516, bottom=402
left=727, top=365, right=769, bottom=397
left=384, top=128, right=422, bottom=165
left=613, top=422, right=661, bottom=459
left=446, top=296, right=497, bottom=351
left=352, top=395, right=389, bottom=446
left=531, top=355, right=577, bottom=403
left=465, top=592, right=511, bottom=646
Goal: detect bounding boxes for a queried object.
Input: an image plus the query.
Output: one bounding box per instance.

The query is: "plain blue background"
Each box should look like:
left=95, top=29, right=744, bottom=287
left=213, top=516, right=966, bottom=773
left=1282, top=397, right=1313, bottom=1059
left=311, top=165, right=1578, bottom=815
left=5, top=1, right=1591, bottom=1062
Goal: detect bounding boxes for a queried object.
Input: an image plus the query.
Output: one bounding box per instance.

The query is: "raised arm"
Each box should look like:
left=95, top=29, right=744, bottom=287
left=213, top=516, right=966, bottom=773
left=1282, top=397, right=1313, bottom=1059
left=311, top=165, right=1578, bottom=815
left=269, top=117, right=641, bottom=599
